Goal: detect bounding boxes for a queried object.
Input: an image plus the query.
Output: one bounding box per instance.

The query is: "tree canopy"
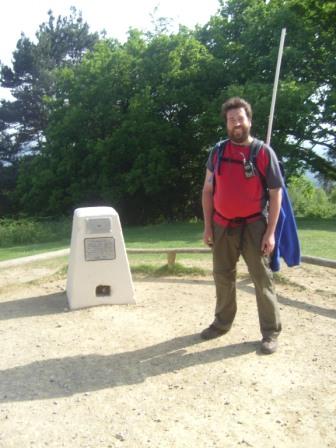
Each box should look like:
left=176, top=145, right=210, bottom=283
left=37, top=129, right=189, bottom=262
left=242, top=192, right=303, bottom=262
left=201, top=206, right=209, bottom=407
left=1, top=0, right=335, bottom=221
left=0, top=8, right=98, bottom=162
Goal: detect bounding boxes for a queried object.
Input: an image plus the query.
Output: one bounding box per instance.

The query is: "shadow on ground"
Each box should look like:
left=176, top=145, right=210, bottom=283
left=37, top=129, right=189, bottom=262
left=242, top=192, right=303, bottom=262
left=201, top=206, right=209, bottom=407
left=0, top=333, right=257, bottom=403
left=0, top=276, right=334, bottom=403
left=0, top=292, right=67, bottom=320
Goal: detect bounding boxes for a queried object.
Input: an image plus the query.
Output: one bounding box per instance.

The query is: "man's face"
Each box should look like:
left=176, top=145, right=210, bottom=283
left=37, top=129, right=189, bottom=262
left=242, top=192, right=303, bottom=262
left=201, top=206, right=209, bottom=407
left=226, top=107, right=251, bottom=144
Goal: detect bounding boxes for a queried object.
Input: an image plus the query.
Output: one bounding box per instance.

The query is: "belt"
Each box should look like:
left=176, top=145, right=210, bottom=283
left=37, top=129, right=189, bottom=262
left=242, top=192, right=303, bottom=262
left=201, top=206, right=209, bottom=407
left=214, top=211, right=264, bottom=250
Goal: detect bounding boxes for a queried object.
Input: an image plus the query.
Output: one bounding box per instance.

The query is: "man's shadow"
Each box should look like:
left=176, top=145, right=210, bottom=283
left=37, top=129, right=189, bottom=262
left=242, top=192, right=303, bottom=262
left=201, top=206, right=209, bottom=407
left=0, top=332, right=257, bottom=403
left=1, top=274, right=333, bottom=403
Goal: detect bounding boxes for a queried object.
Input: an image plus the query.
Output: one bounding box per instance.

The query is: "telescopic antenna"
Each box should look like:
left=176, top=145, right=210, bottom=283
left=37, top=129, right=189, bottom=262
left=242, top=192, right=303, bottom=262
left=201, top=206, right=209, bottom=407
left=266, top=28, right=286, bottom=146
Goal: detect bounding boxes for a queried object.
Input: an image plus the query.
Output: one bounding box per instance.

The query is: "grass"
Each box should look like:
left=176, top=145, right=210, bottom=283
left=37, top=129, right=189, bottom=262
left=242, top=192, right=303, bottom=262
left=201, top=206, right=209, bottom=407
left=123, top=222, right=204, bottom=248
left=295, top=218, right=335, bottom=260
left=0, top=217, right=71, bottom=247
left=125, top=219, right=336, bottom=259
left=0, top=218, right=335, bottom=262
left=273, top=272, right=306, bottom=291
left=0, top=240, right=69, bottom=261
left=131, top=262, right=207, bottom=277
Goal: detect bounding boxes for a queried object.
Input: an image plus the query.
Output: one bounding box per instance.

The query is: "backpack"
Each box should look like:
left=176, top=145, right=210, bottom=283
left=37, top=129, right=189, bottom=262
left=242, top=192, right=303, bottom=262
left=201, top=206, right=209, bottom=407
left=212, top=137, right=268, bottom=194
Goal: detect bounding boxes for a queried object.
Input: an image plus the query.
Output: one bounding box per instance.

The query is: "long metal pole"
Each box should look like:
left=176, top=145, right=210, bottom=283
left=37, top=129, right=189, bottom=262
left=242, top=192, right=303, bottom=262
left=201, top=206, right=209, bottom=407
left=266, top=28, right=286, bottom=146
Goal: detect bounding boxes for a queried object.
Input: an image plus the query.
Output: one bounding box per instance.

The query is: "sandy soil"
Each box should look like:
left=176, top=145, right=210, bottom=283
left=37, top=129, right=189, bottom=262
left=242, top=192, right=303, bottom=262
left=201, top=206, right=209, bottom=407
left=0, top=258, right=335, bottom=448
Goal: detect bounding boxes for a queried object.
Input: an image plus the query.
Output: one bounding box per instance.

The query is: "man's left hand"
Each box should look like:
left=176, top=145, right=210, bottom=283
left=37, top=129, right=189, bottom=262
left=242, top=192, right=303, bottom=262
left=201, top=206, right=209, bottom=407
left=261, top=232, right=275, bottom=256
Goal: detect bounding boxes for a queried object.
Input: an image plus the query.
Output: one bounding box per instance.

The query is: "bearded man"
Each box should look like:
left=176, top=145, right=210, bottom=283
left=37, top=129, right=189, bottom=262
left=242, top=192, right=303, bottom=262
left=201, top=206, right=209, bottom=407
left=201, top=97, right=283, bottom=354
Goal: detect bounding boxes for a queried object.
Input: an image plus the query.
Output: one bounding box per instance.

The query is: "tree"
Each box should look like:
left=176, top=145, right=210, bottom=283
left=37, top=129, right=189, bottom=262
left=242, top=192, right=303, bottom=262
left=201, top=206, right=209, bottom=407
left=15, top=30, right=215, bottom=222
left=0, top=8, right=99, bottom=164
left=288, top=175, right=336, bottom=218
left=196, top=0, right=336, bottom=179
left=9, top=0, right=336, bottom=221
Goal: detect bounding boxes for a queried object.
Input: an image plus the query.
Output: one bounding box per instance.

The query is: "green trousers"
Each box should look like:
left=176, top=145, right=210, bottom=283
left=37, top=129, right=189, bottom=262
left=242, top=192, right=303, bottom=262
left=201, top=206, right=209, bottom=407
left=212, top=220, right=282, bottom=338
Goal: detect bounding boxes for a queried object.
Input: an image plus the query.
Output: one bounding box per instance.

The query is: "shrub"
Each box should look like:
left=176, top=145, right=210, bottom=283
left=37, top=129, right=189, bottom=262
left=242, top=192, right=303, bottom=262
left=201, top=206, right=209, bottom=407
left=288, top=176, right=336, bottom=218
left=0, top=218, right=71, bottom=247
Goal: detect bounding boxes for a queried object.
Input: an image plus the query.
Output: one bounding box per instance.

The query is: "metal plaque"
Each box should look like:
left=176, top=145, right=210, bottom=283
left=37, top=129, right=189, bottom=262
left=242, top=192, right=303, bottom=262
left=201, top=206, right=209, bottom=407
left=85, top=218, right=112, bottom=234
left=84, top=237, right=116, bottom=261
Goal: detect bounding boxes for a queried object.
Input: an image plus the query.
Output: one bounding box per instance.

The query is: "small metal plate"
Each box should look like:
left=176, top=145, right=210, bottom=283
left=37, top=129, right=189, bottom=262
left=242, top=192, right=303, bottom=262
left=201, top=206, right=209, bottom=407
left=85, top=218, right=111, bottom=234
left=84, top=237, right=116, bottom=261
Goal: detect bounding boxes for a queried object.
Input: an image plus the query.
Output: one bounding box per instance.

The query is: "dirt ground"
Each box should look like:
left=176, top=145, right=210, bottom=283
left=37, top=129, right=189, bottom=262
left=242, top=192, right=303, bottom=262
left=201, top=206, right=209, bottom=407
left=0, top=257, right=335, bottom=448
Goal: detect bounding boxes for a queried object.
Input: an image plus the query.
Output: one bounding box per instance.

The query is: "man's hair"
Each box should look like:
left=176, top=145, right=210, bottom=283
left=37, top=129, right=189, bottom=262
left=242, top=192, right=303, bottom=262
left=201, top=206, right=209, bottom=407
left=221, top=97, right=253, bottom=121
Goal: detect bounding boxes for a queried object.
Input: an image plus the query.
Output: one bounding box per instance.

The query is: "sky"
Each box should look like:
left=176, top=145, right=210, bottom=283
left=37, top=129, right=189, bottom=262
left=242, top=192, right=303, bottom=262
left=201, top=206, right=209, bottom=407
left=0, top=0, right=220, bottom=98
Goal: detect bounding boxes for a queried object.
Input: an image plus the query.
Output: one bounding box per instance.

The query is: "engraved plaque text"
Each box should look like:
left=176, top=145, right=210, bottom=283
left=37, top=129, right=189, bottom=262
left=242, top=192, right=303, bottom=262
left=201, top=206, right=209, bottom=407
left=84, top=237, right=116, bottom=261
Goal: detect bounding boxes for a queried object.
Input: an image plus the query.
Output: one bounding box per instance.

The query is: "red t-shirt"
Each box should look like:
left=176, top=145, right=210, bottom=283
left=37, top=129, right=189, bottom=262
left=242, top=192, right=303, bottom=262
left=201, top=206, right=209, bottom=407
left=207, top=140, right=283, bottom=227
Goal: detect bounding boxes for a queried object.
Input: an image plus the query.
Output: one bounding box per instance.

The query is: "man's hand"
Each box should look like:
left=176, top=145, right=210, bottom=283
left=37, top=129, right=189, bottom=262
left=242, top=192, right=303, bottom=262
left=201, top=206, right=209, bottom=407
left=261, top=232, right=275, bottom=256
left=262, top=187, right=281, bottom=256
left=203, top=227, right=214, bottom=247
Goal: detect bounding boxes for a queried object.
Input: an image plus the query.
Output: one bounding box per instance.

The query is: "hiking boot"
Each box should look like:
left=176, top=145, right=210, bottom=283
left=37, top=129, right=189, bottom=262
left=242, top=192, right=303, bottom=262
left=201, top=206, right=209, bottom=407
left=200, top=324, right=227, bottom=340
left=260, top=337, right=278, bottom=354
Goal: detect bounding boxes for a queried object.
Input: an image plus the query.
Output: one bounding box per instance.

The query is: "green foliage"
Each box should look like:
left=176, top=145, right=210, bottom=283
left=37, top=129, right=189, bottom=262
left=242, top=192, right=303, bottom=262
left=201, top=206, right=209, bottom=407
left=0, top=8, right=99, bottom=161
left=1, top=0, right=336, bottom=220
left=329, top=187, right=336, bottom=204
left=0, top=217, right=71, bottom=247
left=197, top=0, right=336, bottom=178
left=0, top=8, right=99, bottom=215
left=288, top=176, right=336, bottom=218
left=131, top=262, right=207, bottom=277
left=15, top=31, right=214, bottom=222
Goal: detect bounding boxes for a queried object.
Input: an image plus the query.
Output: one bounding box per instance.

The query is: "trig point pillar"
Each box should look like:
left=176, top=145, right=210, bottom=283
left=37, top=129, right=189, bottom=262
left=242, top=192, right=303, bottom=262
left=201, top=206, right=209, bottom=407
left=66, top=206, right=135, bottom=310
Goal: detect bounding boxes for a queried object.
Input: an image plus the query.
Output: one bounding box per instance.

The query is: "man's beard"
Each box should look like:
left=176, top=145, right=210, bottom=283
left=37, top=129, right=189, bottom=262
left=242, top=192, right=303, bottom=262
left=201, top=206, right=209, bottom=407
left=228, top=126, right=250, bottom=144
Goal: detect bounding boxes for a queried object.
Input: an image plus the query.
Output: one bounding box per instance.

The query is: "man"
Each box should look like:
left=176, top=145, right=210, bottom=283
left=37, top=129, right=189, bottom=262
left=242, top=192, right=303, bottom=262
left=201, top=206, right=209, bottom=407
left=201, top=97, right=283, bottom=354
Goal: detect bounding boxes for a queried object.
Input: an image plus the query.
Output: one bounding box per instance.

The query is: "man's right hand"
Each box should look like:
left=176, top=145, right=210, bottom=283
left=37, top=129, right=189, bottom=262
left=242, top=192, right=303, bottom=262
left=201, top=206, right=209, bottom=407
left=203, top=227, right=214, bottom=247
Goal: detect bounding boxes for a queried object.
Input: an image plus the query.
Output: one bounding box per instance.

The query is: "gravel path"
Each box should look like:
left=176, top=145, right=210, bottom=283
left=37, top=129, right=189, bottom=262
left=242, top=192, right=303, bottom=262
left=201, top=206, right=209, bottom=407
left=0, top=260, right=335, bottom=447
